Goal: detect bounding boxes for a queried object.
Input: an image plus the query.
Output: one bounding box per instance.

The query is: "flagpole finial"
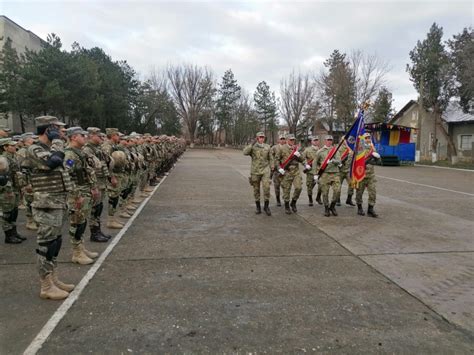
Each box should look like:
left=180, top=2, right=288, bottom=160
left=361, top=102, right=370, bottom=110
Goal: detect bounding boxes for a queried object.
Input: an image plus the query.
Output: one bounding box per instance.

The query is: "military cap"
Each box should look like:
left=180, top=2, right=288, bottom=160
left=143, top=133, right=151, bottom=137
left=256, top=131, right=265, bottom=137
left=87, top=127, right=102, bottom=135
left=121, top=135, right=129, bottom=140
left=105, top=128, right=121, bottom=136
left=34, top=116, right=66, bottom=127
left=0, top=138, right=17, bottom=146
left=325, top=135, right=334, bottom=140
left=20, top=132, right=35, bottom=140
left=279, top=134, right=286, bottom=139
left=363, top=132, right=371, bottom=138
left=310, top=136, right=319, bottom=141
left=286, top=134, right=295, bottom=140
left=12, top=135, right=21, bottom=141
left=66, top=126, right=88, bottom=137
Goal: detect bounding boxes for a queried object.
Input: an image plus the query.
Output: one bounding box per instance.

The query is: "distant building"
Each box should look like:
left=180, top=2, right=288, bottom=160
left=391, top=100, right=474, bottom=162
left=0, top=15, right=45, bottom=132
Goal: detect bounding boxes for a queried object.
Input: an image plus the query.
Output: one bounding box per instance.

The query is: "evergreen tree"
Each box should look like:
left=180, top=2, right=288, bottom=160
left=253, top=81, right=277, bottom=143
left=216, top=69, right=241, bottom=144
left=371, top=87, right=393, bottom=123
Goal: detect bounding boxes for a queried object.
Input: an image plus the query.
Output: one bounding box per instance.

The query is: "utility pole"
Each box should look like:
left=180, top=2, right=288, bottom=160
left=416, top=78, right=424, bottom=162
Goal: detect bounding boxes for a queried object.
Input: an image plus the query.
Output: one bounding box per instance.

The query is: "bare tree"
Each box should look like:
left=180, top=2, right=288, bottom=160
left=279, top=70, right=315, bottom=135
left=167, top=64, right=215, bottom=146
left=350, top=50, right=391, bottom=106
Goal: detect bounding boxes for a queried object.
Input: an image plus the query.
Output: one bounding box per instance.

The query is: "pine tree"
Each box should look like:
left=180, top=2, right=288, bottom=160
left=254, top=81, right=277, bottom=143
left=216, top=69, right=241, bottom=144
left=371, top=87, right=393, bottom=123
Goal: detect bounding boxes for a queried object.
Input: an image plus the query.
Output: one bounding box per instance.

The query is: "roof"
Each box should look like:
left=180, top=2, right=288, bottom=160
left=443, top=102, right=474, bottom=124
left=391, top=100, right=417, bottom=123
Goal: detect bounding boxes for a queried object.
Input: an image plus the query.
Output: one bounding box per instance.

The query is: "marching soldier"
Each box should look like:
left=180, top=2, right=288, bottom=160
left=64, top=127, right=100, bottom=265
left=0, top=138, right=25, bottom=243
left=270, top=134, right=286, bottom=206
left=83, top=127, right=112, bottom=242
left=243, top=132, right=273, bottom=216
left=302, top=136, right=320, bottom=206
left=336, top=141, right=355, bottom=206
left=275, top=134, right=303, bottom=214
left=356, top=132, right=381, bottom=217
left=313, top=135, right=342, bottom=217
left=27, top=116, right=74, bottom=300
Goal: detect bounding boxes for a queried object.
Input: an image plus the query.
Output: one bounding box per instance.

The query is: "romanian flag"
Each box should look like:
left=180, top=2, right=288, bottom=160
left=349, top=108, right=368, bottom=187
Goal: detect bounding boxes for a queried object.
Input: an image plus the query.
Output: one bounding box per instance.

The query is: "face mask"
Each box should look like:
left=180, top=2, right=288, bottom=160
left=46, top=126, right=61, bottom=141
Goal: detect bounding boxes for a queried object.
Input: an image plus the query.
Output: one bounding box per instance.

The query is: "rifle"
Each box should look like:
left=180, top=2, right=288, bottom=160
left=279, top=144, right=301, bottom=173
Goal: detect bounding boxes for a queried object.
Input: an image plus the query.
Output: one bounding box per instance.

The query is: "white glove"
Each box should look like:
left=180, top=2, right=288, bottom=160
left=278, top=168, right=285, bottom=175
left=372, top=152, right=381, bottom=159
left=328, top=159, right=333, bottom=164
left=304, top=164, right=311, bottom=170
left=294, top=151, right=301, bottom=157
left=313, top=175, right=319, bottom=182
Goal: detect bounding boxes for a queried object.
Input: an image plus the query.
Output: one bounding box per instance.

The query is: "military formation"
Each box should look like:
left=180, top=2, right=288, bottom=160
left=244, top=132, right=380, bottom=217
left=0, top=116, right=185, bottom=300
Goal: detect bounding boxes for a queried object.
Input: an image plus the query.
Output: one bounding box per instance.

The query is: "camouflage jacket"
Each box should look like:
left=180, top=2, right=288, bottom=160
left=243, top=143, right=273, bottom=175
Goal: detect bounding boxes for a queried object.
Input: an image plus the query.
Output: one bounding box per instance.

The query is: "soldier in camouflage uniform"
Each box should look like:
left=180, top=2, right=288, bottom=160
left=302, top=136, right=320, bottom=206
left=270, top=134, right=286, bottom=207
left=64, top=127, right=100, bottom=265
left=313, top=135, right=342, bottom=217
left=336, top=142, right=355, bottom=207
left=83, top=127, right=112, bottom=243
left=0, top=138, right=25, bottom=243
left=356, top=133, right=381, bottom=217
left=274, top=134, right=303, bottom=214
left=243, top=132, right=273, bottom=216
left=27, top=116, right=74, bottom=300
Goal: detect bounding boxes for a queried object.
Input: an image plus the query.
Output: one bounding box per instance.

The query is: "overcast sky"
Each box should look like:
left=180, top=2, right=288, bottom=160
left=2, top=0, right=473, bottom=112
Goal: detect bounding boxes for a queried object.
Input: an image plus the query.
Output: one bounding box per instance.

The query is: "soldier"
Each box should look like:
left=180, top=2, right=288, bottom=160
left=314, top=135, right=342, bottom=217
left=28, top=116, right=74, bottom=300
left=302, top=136, right=320, bottom=206
left=356, top=132, right=381, bottom=217
left=336, top=141, right=355, bottom=206
left=275, top=134, right=303, bottom=214
left=64, top=127, right=101, bottom=265
left=83, top=127, right=112, bottom=242
left=243, top=132, right=273, bottom=216
left=0, top=138, right=25, bottom=243
left=270, top=134, right=286, bottom=206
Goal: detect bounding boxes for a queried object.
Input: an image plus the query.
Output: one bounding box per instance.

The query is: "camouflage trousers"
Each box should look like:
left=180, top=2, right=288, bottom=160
left=319, top=172, right=341, bottom=206
left=250, top=173, right=271, bottom=202
left=139, top=169, right=148, bottom=191
left=108, top=173, right=126, bottom=216
left=0, top=186, right=19, bottom=232
left=356, top=174, right=376, bottom=206
left=89, top=187, right=106, bottom=228
left=67, top=189, right=93, bottom=246
left=281, top=166, right=302, bottom=202
left=306, top=173, right=316, bottom=196
left=33, top=192, right=67, bottom=277
left=336, top=171, right=354, bottom=200
left=272, top=170, right=282, bottom=198
left=24, top=190, right=34, bottom=218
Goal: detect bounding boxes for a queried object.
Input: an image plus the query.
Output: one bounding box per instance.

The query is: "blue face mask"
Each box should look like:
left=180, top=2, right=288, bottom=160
left=46, top=126, right=61, bottom=141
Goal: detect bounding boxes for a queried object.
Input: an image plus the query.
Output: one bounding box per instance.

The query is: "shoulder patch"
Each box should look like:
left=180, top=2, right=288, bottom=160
left=66, top=159, right=74, bottom=168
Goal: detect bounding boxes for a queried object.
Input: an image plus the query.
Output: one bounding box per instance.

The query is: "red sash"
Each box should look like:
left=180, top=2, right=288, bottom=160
left=280, top=145, right=299, bottom=170
left=317, top=146, right=337, bottom=175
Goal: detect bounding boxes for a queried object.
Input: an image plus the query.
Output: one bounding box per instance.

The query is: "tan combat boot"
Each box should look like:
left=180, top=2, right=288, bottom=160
left=126, top=201, right=137, bottom=211
left=26, top=216, right=38, bottom=230
left=132, top=196, right=143, bottom=204
left=40, top=274, right=69, bottom=300
left=52, top=269, right=75, bottom=292
left=107, top=217, right=124, bottom=229
left=71, top=244, right=94, bottom=265
left=81, top=243, right=99, bottom=259
left=119, top=210, right=132, bottom=218
left=144, top=186, right=154, bottom=192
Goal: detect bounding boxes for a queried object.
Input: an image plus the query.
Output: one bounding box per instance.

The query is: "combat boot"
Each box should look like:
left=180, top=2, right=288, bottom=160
left=98, top=222, right=112, bottom=240
left=308, top=195, right=313, bottom=206
left=132, top=196, right=143, bottom=204
left=285, top=201, right=292, bottom=214
left=52, top=268, right=75, bottom=292
left=90, top=226, right=109, bottom=243
left=144, top=186, right=154, bottom=192
left=255, top=201, right=262, bottom=215
left=276, top=195, right=281, bottom=207
left=329, top=202, right=338, bottom=216
left=357, top=204, right=365, bottom=216
left=324, top=205, right=331, bottom=217
left=26, top=216, right=38, bottom=230
left=4, top=229, right=22, bottom=244
left=81, top=243, right=99, bottom=259
left=316, top=191, right=322, bottom=205
left=13, top=226, right=26, bottom=241
left=40, top=274, right=69, bottom=300
left=71, top=244, right=94, bottom=265
left=346, top=194, right=355, bottom=206
left=107, top=217, right=124, bottom=229
left=263, top=201, right=271, bottom=216
left=367, top=205, right=378, bottom=218
left=119, top=210, right=133, bottom=218
left=290, top=199, right=298, bottom=213
left=336, top=197, right=341, bottom=206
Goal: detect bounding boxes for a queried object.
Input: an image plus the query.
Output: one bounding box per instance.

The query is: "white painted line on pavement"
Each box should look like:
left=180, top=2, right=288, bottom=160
left=23, top=174, right=169, bottom=355
left=377, top=175, right=474, bottom=197
left=414, top=164, right=474, bottom=172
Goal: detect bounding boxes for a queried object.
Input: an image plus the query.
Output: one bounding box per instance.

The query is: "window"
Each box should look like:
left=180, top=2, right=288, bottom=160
left=460, top=135, right=473, bottom=150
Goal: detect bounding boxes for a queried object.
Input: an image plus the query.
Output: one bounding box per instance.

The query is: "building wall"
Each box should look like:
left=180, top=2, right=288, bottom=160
left=0, top=16, right=45, bottom=132
left=451, top=123, right=474, bottom=162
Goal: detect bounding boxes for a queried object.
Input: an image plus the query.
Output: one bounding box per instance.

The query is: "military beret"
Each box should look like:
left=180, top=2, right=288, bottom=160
left=105, top=128, right=121, bottom=136
left=0, top=138, right=17, bottom=146
left=66, top=127, right=88, bottom=137
left=87, top=127, right=102, bottom=135
left=34, top=116, right=66, bottom=127
left=286, top=134, right=295, bottom=140
left=256, top=131, right=265, bottom=137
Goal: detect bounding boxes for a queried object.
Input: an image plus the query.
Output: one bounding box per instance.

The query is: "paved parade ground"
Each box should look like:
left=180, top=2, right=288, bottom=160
left=1, top=148, right=473, bottom=354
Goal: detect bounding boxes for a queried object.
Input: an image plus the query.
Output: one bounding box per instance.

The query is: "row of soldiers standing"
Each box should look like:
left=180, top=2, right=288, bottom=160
left=0, top=116, right=185, bottom=300
left=244, top=131, right=379, bottom=217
